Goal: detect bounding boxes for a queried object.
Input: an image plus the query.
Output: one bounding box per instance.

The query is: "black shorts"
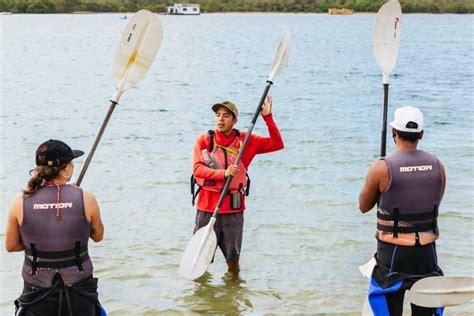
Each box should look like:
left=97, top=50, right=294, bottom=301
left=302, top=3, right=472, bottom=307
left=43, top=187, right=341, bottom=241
left=15, top=275, right=101, bottom=316
left=373, top=240, right=443, bottom=316
left=373, top=240, right=442, bottom=289
left=194, top=210, right=244, bottom=263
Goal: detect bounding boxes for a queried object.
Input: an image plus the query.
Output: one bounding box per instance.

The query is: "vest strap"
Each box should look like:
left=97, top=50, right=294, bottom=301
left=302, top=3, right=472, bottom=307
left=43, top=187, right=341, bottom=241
left=377, top=221, right=436, bottom=234
left=415, top=232, right=421, bottom=246
left=190, top=175, right=202, bottom=206
left=30, top=243, right=38, bottom=276
left=377, top=210, right=437, bottom=222
left=25, top=253, right=90, bottom=270
left=192, top=187, right=201, bottom=206
left=209, top=129, right=241, bottom=153
left=245, top=174, right=251, bottom=196
left=377, top=205, right=439, bottom=236
left=393, top=208, right=399, bottom=238
left=25, top=243, right=88, bottom=272
left=222, top=147, right=228, bottom=168
left=25, top=244, right=88, bottom=259
left=74, top=241, right=84, bottom=272
left=432, top=204, right=438, bottom=232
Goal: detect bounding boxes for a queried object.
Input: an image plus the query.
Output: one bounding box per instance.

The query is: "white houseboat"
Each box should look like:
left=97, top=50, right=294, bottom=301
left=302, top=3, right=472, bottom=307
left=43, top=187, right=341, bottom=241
left=167, top=4, right=200, bottom=15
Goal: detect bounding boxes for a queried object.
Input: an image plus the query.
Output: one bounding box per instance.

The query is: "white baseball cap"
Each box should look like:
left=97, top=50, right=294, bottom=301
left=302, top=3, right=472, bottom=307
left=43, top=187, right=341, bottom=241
left=389, top=106, right=424, bottom=133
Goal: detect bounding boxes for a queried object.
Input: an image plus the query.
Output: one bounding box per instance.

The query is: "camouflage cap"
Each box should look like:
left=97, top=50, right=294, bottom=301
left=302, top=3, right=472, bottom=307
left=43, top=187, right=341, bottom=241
left=211, top=101, right=238, bottom=119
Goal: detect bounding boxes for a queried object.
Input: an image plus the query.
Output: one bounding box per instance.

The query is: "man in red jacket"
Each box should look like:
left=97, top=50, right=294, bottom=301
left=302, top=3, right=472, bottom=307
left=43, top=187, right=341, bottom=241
left=192, top=96, right=284, bottom=273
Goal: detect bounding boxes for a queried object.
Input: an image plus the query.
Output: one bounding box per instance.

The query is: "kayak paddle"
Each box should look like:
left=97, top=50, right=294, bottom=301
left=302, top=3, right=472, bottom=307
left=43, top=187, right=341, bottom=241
left=373, top=0, right=402, bottom=157
left=76, top=10, right=163, bottom=186
left=408, top=276, right=474, bottom=307
left=361, top=0, right=403, bottom=280
left=179, top=27, right=290, bottom=280
left=361, top=2, right=402, bottom=312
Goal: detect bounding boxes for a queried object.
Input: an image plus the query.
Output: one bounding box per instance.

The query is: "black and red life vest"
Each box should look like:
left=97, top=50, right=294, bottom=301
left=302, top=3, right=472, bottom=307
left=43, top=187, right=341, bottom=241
left=191, top=129, right=250, bottom=205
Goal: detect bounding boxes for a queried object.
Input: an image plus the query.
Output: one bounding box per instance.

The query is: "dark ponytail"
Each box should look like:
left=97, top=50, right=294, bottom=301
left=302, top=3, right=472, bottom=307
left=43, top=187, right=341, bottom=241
left=24, top=164, right=68, bottom=196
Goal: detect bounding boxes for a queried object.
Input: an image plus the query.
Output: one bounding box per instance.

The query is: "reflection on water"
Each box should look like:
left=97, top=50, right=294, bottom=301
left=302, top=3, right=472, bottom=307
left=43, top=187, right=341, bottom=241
left=182, top=272, right=253, bottom=315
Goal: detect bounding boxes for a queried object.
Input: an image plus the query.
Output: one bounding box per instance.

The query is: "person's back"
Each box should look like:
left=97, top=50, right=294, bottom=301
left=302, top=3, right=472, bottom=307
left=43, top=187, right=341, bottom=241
left=359, top=106, right=446, bottom=316
left=5, top=139, right=105, bottom=316
left=377, top=149, right=443, bottom=247
left=21, top=184, right=93, bottom=288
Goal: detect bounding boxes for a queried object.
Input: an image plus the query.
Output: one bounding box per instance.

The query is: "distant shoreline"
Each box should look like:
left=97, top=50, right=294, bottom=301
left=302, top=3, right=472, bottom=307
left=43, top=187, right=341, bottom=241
left=2, top=11, right=473, bottom=15
left=3, top=0, right=473, bottom=14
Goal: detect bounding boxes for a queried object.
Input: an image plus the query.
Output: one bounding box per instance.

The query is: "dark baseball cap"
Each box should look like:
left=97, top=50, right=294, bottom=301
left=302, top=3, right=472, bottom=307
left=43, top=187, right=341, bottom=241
left=212, top=101, right=238, bottom=119
left=36, top=139, right=84, bottom=166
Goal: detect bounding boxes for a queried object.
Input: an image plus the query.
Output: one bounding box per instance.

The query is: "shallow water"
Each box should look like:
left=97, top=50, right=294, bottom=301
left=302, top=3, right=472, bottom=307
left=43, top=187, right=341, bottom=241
left=1, top=13, right=473, bottom=315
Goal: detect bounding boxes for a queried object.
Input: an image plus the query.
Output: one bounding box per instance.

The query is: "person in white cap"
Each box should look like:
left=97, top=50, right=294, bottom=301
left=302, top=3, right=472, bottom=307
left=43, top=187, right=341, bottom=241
left=359, top=106, right=446, bottom=315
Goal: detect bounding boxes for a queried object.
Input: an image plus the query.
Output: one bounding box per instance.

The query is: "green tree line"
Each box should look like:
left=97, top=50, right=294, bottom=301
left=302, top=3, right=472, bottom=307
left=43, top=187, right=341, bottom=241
left=1, top=0, right=472, bottom=14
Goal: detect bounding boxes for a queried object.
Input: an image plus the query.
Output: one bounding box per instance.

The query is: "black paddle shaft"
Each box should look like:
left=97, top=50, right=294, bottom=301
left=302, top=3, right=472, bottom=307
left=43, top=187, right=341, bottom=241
left=380, top=83, right=389, bottom=157
left=212, top=81, right=273, bottom=218
left=76, top=100, right=118, bottom=186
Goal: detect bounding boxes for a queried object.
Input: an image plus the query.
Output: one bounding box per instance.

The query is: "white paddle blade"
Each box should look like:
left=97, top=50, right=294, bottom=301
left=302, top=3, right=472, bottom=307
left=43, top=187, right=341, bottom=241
left=112, top=10, right=163, bottom=101
left=267, top=26, right=290, bottom=83
left=373, top=0, right=402, bottom=84
left=179, top=222, right=217, bottom=280
left=359, top=257, right=377, bottom=279
left=408, top=276, right=474, bottom=307
left=362, top=297, right=374, bottom=316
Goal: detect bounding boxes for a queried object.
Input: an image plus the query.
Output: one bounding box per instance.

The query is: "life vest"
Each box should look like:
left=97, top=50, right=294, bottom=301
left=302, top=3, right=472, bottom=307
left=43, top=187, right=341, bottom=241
left=377, top=150, right=442, bottom=240
left=21, top=184, right=93, bottom=288
left=191, top=129, right=250, bottom=205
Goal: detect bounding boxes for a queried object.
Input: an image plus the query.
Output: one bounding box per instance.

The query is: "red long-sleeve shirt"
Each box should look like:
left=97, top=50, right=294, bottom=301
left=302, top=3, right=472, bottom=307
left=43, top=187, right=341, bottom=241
left=193, top=113, right=284, bottom=213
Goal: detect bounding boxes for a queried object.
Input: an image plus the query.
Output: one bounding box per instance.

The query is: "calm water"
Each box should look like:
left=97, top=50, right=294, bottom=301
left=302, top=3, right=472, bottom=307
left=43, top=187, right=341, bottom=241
left=1, top=13, right=473, bottom=315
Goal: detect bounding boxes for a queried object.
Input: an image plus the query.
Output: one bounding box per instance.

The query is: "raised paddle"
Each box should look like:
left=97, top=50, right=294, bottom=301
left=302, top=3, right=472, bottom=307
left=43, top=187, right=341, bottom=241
left=179, top=27, right=290, bottom=280
left=408, top=276, right=474, bottom=308
left=76, top=10, right=163, bottom=186
left=361, top=0, right=403, bottom=278
left=361, top=2, right=402, bottom=313
left=373, top=0, right=401, bottom=157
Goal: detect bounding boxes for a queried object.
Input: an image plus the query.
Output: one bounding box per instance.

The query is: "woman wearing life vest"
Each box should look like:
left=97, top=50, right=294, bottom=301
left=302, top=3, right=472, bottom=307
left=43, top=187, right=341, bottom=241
left=191, top=97, right=284, bottom=273
left=5, top=139, right=105, bottom=316
left=359, top=107, right=446, bottom=316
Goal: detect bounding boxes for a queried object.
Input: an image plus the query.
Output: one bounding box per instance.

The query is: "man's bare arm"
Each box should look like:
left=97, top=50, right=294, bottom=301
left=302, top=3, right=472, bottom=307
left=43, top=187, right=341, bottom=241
left=359, top=160, right=388, bottom=213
